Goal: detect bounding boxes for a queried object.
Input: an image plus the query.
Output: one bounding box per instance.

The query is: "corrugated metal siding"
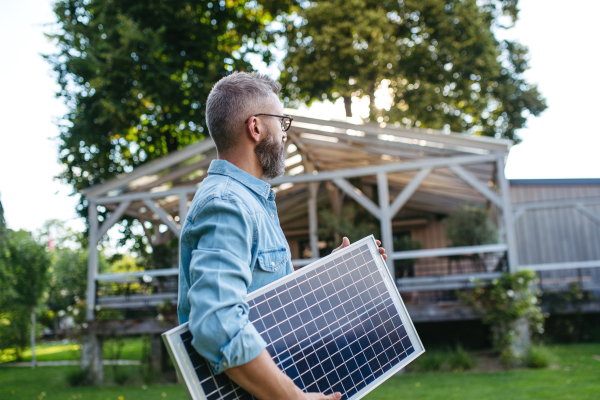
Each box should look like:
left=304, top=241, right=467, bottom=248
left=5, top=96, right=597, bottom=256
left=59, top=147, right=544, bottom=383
left=511, top=184, right=600, bottom=265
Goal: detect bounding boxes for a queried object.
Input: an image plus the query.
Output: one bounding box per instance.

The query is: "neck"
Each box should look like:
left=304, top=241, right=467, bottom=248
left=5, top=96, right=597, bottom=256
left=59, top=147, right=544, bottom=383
left=217, top=148, right=263, bottom=179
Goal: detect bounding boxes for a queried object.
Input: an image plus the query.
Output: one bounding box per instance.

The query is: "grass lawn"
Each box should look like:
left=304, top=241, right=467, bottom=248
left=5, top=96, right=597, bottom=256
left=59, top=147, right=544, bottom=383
left=0, top=343, right=598, bottom=400
left=0, top=338, right=143, bottom=363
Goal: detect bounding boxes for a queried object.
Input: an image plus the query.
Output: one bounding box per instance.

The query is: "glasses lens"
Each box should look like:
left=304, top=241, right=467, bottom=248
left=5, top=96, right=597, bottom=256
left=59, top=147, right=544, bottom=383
left=282, top=118, right=291, bottom=131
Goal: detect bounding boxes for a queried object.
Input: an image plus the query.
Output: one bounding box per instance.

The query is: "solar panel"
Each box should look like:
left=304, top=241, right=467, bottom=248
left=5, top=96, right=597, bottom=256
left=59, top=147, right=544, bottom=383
left=163, top=235, right=424, bottom=400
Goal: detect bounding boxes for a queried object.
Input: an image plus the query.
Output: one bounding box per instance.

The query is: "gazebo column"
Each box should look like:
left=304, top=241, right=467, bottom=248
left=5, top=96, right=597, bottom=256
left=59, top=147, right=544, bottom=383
left=308, top=183, right=320, bottom=259
left=496, top=156, right=519, bottom=272
left=83, top=201, right=103, bottom=384
left=86, top=202, right=99, bottom=321
left=377, top=172, right=395, bottom=276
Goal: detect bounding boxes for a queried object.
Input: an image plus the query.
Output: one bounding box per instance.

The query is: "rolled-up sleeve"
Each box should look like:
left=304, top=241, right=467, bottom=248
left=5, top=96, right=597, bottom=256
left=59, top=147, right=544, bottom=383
left=186, top=197, right=266, bottom=374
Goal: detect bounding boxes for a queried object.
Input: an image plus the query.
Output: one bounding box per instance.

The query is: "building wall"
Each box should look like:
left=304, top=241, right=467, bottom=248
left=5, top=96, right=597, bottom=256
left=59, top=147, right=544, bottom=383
left=510, top=180, right=600, bottom=266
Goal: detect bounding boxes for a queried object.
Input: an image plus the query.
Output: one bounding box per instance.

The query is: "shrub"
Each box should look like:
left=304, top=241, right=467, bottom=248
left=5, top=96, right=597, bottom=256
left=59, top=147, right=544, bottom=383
left=414, top=350, right=445, bottom=372
left=66, top=367, right=93, bottom=387
left=448, top=345, right=476, bottom=371
left=113, top=367, right=132, bottom=385
left=524, top=344, right=552, bottom=369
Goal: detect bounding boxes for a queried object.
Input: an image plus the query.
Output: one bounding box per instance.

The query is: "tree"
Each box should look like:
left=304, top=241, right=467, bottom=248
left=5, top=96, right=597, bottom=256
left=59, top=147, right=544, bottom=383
left=280, top=0, right=546, bottom=142
left=0, top=230, right=50, bottom=361
left=46, top=0, right=288, bottom=218
left=0, top=194, right=5, bottom=239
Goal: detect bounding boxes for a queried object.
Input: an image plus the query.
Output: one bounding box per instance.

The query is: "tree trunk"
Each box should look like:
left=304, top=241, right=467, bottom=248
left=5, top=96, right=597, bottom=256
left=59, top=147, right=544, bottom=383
left=30, top=310, right=36, bottom=369
left=343, top=96, right=352, bottom=118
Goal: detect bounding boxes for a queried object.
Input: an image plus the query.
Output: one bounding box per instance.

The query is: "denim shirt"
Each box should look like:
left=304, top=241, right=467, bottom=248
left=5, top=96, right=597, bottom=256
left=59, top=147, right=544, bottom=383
left=177, top=159, right=293, bottom=374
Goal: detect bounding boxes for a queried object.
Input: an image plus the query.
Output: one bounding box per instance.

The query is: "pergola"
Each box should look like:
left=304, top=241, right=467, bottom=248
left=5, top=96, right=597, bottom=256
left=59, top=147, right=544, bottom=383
left=83, top=111, right=518, bottom=321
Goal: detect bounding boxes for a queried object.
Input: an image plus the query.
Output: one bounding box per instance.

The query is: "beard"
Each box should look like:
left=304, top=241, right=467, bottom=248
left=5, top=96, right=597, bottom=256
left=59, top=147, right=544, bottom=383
left=254, top=128, right=286, bottom=180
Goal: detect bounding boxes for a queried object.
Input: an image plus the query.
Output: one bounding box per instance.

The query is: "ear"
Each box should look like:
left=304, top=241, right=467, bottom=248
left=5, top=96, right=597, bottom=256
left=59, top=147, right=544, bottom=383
left=245, top=116, right=262, bottom=144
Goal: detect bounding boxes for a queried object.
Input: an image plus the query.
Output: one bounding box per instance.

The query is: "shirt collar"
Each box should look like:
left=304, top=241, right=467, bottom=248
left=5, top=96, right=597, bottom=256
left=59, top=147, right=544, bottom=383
left=207, top=160, right=274, bottom=200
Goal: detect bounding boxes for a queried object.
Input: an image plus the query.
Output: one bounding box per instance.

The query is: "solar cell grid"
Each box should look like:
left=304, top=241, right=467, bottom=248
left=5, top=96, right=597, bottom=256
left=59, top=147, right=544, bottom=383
left=163, top=237, right=423, bottom=400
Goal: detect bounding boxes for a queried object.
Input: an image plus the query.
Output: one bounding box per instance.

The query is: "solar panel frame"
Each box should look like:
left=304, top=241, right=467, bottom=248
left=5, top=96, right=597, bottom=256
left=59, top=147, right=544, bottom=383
left=163, top=235, right=425, bottom=400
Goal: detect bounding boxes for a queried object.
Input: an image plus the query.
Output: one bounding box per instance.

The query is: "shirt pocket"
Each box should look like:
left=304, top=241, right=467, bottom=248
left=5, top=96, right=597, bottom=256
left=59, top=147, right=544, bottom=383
left=257, top=247, right=289, bottom=272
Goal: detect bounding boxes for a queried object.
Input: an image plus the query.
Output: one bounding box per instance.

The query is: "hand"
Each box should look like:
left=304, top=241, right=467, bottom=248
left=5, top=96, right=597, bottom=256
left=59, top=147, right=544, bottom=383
left=332, top=237, right=387, bottom=260
left=305, top=392, right=342, bottom=400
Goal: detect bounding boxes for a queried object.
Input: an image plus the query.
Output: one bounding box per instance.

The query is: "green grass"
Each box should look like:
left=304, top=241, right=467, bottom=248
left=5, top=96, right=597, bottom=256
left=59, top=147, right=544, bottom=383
left=1, top=338, right=143, bottom=363
left=366, top=343, right=600, bottom=400
left=0, top=343, right=598, bottom=400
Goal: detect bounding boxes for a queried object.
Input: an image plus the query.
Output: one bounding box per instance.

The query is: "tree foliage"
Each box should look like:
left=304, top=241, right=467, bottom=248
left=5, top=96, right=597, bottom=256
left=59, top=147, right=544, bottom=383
left=280, top=0, right=546, bottom=141
left=46, top=0, right=287, bottom=216
left=444, top=204, right=497, bottom=247
left=0, top=230, right=51, bottom=360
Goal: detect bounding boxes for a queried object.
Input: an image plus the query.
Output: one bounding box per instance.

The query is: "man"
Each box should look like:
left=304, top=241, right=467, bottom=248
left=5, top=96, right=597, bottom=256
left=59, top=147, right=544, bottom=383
left=178, top=72, right=387, bottom=400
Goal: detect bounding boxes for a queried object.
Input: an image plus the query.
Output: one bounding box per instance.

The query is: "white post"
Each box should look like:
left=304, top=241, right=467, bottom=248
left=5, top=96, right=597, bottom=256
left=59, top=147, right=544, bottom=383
left=86, top=202, right=99, bottom=321
left=308, top=183, right=320, bottom=259
left=30, top=310, right=36, bottom=369
left=179, top=192, right=189, bottom=224
left=496, top=157, right=519, bottom=272
left=377, top=172, right=395, bottom=277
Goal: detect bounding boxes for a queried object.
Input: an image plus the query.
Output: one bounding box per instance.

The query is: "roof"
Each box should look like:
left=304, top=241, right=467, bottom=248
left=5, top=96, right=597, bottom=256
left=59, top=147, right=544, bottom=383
left=84, top=111, right=512, bottom=225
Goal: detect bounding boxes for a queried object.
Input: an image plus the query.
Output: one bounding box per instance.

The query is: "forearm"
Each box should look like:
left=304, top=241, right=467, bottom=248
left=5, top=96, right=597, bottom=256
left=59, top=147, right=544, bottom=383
left=224, top=349, right=304, bottom=400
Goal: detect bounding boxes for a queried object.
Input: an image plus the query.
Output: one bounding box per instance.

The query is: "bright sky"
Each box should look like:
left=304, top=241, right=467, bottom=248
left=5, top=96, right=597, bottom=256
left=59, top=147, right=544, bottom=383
left=1, top=0, right=599, bottom=234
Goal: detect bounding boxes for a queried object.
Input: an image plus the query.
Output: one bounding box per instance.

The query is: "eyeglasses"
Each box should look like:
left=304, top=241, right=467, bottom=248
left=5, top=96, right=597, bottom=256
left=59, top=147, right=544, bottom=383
left=244, top=114, right=293, bottom=132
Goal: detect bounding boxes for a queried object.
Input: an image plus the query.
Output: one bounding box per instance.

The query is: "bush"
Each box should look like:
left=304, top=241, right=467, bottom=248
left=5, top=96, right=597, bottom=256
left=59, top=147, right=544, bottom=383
left=449, top=345, right=476, bottom=371
left=411, top=345, right=475, bottom=372
left=414, top=350, right=445, bottom=372
left=524, top=344, right=552, bottom=369
left=66, top=367, right=93, bottom=387
left=113, top=367, right=132, bottom=385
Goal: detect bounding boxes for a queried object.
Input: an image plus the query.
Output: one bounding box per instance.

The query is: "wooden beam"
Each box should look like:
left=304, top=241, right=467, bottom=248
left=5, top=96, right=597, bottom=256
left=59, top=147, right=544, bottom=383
left=288, top=113, right=512, bottom=152
left=449, top=165, right=503, bottom=209
left=271, top=154, right=498, bottom=185
left=389, top=167, right=432, bottom=217
left=94, top=185, right=199, bottom=205
left=377, top=172, right=395, bottom=275
left=392, top=243, right=508, bottom=260
left=143, top=200, right=181, bottom=236
left=86, top=203, right=99, bottom=321
left=130, top=157, right=214, bottom=193
left=84, top=139, right=215, bottom=199
left=96, top=201, right=131, bottom=241
left=496, top=157, right=519, bottom=272
left=308, top=183, right=320, bottom=259
left=179, top=193, right=189, bottom=224
left=332, top=178, right=381, bottom=219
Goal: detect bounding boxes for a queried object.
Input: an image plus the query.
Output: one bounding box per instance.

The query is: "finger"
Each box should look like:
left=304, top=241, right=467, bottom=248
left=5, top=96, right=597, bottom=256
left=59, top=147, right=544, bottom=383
left=383, top=254, right=387, bottom=260
left=379, top=247, right=385, bottom=254
left=332, top=237, right=350, bottom=253
left=325, top=393, right=341, bottom=400
left=376, top=240, right=381, bottom=246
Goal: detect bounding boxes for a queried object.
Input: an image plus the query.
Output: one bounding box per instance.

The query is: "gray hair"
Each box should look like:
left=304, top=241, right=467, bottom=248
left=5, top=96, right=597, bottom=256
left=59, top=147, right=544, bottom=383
left=205, top=72, right=281, bottom=153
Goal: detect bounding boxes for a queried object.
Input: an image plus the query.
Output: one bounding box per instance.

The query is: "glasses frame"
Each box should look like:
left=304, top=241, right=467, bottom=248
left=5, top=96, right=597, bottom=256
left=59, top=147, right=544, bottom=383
left=244, top=113, right=294, bottom=132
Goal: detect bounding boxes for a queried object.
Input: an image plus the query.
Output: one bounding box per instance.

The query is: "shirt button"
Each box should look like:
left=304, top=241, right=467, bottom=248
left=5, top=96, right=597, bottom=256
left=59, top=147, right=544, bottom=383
left=223, top=361, right=228, bottom=368
left=271, top=262, right=275, bottom=266
left=271, top=214, right=274, bottom=218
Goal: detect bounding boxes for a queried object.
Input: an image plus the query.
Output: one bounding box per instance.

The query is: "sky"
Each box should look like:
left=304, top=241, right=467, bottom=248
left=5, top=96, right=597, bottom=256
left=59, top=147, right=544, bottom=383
left=0, top=0, right=599, bottom=234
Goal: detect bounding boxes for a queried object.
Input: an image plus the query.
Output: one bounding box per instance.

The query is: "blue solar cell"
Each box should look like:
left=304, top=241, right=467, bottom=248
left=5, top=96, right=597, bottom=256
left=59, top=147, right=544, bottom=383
left=284, top=303, right=297, bottom=318
left=295, top=296, right=308, bottom=312
left=401, top=335, right=412, bottom=349
left=299, top=280, right=311, bottom=294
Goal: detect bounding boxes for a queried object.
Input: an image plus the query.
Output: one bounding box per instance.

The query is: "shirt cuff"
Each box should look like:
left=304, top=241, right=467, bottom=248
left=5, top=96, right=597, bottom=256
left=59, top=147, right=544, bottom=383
left=209, top=320, right=267, bottom=374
